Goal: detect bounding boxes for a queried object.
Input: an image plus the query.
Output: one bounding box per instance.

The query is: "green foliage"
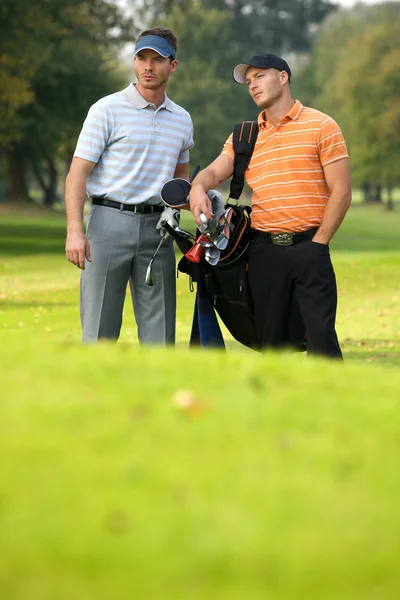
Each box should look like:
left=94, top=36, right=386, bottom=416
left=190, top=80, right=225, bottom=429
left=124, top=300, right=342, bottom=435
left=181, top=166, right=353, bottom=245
left=137, top=0, right=337, bottom=168
left=0, top=0, right=135, bottom=203
left=0, top=0, right=133, bottom=147
left=310, top=3, right=400, bottom=189
left=164, top=4, right=253, bottom=166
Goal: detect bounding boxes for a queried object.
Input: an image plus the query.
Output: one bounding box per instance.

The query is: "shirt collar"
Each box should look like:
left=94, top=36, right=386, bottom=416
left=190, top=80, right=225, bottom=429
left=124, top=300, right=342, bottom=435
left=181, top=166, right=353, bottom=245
left=257, top=99, right=303, bottom=129
left=287, top=99, right=303, bottom=120
left=122, top=83, right=173, bottom=112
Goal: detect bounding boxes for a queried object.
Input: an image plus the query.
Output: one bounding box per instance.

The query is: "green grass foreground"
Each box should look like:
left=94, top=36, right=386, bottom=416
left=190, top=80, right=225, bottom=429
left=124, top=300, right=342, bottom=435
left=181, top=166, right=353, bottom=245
left=1, top=341, right=400, bottom=599
left=0, top=202, right=400, bottom=598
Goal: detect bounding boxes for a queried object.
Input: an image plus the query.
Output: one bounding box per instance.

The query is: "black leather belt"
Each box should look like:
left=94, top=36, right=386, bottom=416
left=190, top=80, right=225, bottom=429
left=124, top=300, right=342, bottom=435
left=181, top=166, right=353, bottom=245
left=92, top=197, right=163, bottom=214
left=249, top=227, right=318, bottom=246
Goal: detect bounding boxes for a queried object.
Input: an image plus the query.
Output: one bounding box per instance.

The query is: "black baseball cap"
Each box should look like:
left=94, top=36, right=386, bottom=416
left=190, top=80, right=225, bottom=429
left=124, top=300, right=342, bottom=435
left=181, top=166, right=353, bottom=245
left=233, top=53, right=291, bottom=84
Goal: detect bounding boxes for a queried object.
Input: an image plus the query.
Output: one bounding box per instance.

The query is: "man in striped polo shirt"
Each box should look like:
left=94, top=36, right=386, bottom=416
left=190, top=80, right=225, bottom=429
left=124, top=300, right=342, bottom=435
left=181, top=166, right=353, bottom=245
left=189, top=54, right=351, bottom=358
left=65, top=27, right=194, bottom=344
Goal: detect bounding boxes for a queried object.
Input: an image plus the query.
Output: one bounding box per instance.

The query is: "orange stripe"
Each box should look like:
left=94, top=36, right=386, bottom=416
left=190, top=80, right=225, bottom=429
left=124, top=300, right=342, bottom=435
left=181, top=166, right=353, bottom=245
left=221, top=102, right=348, bottom=233
left=248, top=121, right=254, bottom=143
left=239, top=121, right=245, bottom=142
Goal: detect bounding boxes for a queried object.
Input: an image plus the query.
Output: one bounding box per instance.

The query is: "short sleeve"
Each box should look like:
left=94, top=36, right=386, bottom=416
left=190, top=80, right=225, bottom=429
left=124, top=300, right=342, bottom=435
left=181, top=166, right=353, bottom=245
left=178, top=118, right=195, bottom=164
left=74, top=102, right=113, bottom=164
left=221, top=133, right=235, bottom=161
left=318, top=117, right=349, bottom=166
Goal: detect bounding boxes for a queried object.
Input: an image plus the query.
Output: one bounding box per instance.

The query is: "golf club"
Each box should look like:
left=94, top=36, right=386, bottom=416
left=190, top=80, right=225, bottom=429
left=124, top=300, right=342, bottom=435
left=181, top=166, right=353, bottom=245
left=146, top=165, right=201, bottom=285
left=212, top=207, right=234, bottom=250
left=185, top=234, right=208, bottom=263
left=204, top=245, right=221, bottom=266
left=145, top=232, right=168, bottom=286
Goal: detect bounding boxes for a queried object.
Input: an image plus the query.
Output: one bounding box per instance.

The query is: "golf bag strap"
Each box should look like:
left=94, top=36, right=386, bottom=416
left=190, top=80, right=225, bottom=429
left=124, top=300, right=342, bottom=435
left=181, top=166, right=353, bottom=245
left=229, top=120, right=258, bottom=200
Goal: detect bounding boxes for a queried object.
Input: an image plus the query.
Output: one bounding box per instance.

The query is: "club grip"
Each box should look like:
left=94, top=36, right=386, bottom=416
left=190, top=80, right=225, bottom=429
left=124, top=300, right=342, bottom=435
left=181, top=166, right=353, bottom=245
left=189, top=164, right=201, bottom=183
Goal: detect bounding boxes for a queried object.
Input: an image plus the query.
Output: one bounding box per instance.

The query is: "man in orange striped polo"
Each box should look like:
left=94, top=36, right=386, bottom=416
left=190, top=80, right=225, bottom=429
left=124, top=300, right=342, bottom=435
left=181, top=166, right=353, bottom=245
left=189, top=53, right=352, bottom=358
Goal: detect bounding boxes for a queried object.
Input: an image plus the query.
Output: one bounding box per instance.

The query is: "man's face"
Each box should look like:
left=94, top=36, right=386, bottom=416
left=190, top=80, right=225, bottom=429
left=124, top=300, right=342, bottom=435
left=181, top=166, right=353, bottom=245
left=134, top=48, right=177, bottom=90
left=245, top=67, right=285, bottom=108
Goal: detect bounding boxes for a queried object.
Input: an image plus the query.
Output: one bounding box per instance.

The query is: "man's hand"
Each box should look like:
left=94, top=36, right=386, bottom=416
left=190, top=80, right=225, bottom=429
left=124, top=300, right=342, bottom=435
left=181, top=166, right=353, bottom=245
left=189, top=185, right=213, bottom=227
left=156, top=207, right=180, bottom=238
left=188, top=156, right=234, bottom=227
left=66, top=231, right=91, bottom=270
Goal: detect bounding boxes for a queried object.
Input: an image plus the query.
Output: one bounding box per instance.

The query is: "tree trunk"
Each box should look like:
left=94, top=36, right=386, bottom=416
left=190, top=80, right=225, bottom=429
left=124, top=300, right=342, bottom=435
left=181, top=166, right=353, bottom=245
left=31, top=157, right=58, bottom=206
left=5, top=147, right=31, bottom=203
left=44, top=158, right=58, bottom=206
left=361, top=181, right=372, bottom=202
left=374, top=184, right=382, bottom=203
left=386, top=183, right=394, bottom=211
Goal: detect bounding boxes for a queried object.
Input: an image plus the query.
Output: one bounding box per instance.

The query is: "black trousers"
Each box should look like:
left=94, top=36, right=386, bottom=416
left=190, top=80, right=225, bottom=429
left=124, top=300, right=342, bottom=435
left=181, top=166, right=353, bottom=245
left=248, top=235, right=342, bottom=358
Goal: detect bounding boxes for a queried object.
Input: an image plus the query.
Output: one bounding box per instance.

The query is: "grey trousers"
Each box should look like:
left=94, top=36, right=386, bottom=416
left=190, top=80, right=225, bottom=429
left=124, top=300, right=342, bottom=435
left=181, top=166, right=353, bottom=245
left=80, top=204, right=176, bottom=344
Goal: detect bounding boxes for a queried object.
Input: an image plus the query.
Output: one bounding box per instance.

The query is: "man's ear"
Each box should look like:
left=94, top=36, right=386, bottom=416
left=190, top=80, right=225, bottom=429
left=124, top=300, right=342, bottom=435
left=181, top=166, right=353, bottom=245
left=280, top=71, right=289, bottom=85
left=170, top=59, right=178, bottom=72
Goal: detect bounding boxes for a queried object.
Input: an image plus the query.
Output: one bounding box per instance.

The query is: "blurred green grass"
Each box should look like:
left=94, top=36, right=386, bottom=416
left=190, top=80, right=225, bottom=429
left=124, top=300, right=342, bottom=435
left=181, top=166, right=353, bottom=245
left=1, top=201, right=400, bottom=598
left=1, top=342, right=400, bottom=599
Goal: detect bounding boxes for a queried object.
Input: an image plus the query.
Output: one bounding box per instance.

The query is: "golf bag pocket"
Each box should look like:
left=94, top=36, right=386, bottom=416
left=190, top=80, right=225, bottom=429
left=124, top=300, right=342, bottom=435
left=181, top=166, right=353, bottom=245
left=203, top=260, right=260, bottom=350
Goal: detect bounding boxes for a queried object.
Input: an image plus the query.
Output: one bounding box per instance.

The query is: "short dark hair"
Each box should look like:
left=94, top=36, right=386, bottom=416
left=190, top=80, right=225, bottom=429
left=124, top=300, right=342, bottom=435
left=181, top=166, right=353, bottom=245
left=137, top=27, right=178, bottom=53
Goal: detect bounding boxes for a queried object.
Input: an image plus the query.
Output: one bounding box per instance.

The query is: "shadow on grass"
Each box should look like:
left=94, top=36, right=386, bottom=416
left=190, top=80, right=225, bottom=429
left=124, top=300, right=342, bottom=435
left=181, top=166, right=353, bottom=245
left=0, top=301, right=74, bottom=308
left=0, top=224, right=65, bottom=256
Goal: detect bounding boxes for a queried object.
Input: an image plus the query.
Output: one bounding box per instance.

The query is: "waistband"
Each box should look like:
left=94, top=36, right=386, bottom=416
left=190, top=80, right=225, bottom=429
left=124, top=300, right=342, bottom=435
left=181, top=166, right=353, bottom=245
left=92, top=197, right=163, bottom=214
left=249, top=227, right=318, bottom=246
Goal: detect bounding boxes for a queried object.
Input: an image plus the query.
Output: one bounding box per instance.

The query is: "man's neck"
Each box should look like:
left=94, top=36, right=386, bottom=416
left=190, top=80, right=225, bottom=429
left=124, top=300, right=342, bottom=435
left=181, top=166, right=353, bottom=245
left=135, top=82, right=166, bottom=109
left=263, top=96, right=295, bottom=127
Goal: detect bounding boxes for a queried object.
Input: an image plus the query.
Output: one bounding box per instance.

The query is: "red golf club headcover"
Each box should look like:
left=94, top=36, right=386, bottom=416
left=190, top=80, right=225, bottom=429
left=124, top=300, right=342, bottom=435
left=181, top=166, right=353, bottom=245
left=184, top=235, right=206, bottom=263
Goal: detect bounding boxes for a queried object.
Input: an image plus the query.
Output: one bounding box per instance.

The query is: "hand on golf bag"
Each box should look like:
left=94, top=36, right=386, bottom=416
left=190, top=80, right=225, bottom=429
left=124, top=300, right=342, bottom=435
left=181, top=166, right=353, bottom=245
left=156, top=207, right=180, bottom=239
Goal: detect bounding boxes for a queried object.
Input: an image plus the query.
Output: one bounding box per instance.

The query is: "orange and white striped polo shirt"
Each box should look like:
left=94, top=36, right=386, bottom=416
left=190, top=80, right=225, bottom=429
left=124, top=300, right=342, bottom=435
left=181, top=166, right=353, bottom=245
left=221, top=100, right=349, bottom=233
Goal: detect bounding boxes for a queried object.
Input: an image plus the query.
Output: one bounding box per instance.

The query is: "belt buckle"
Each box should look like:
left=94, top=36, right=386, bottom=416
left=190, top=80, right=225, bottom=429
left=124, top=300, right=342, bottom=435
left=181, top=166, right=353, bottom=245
left=271, top=232, right=293, bottom=246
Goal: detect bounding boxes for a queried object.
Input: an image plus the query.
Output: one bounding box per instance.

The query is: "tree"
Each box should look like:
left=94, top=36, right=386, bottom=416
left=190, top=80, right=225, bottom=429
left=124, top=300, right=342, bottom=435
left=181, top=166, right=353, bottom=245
left=311, top=3, right=400, bottom=207
left=161, top=3, right=252, bottom=168
left=134, top=0, right=337, bottom=169
left=0, top=0, right=135, bottom=203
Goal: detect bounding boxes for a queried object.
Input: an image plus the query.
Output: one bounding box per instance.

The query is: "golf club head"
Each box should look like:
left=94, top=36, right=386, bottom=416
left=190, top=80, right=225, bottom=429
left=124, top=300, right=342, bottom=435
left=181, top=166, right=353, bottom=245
left=145, top=262, right=155, bottom=286
left=160, top=178, right=191, bottom=209
left=213, top=233, right=229, bottom=251
left=205, top=190, right=226, bottom=232
left=211, top=208, right=233, bottom=250
left=204, top=246, right=220, bottom=266
left=200, top=238, right=214, bottom=248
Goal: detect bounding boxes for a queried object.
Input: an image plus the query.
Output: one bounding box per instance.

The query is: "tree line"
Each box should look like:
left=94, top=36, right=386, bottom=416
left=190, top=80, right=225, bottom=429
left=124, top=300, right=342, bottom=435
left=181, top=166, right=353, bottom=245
left=0, top=0, right=399, bottom=207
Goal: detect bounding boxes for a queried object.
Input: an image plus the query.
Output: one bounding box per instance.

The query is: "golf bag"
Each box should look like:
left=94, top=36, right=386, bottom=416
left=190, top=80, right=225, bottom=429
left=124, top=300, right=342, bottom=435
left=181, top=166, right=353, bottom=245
left=179, top=121, right=260, bottom=349
left=198, top=202, right=259, bottom=349
left=184, top=120, right=306, bottom=352
left=201, top=121, right=259, bottom=348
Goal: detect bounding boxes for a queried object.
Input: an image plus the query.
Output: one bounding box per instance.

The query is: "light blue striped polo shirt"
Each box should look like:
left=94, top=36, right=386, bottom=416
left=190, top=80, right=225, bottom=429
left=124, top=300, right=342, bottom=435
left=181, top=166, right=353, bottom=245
left=74, top=83, right=194, bottom=205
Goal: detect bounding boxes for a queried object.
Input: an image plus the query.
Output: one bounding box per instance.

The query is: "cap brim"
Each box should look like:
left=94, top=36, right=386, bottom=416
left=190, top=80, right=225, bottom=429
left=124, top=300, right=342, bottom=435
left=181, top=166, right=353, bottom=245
left=232, top=63, right=250, bottom=84
left=134, top=45, right=170, bottom=58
